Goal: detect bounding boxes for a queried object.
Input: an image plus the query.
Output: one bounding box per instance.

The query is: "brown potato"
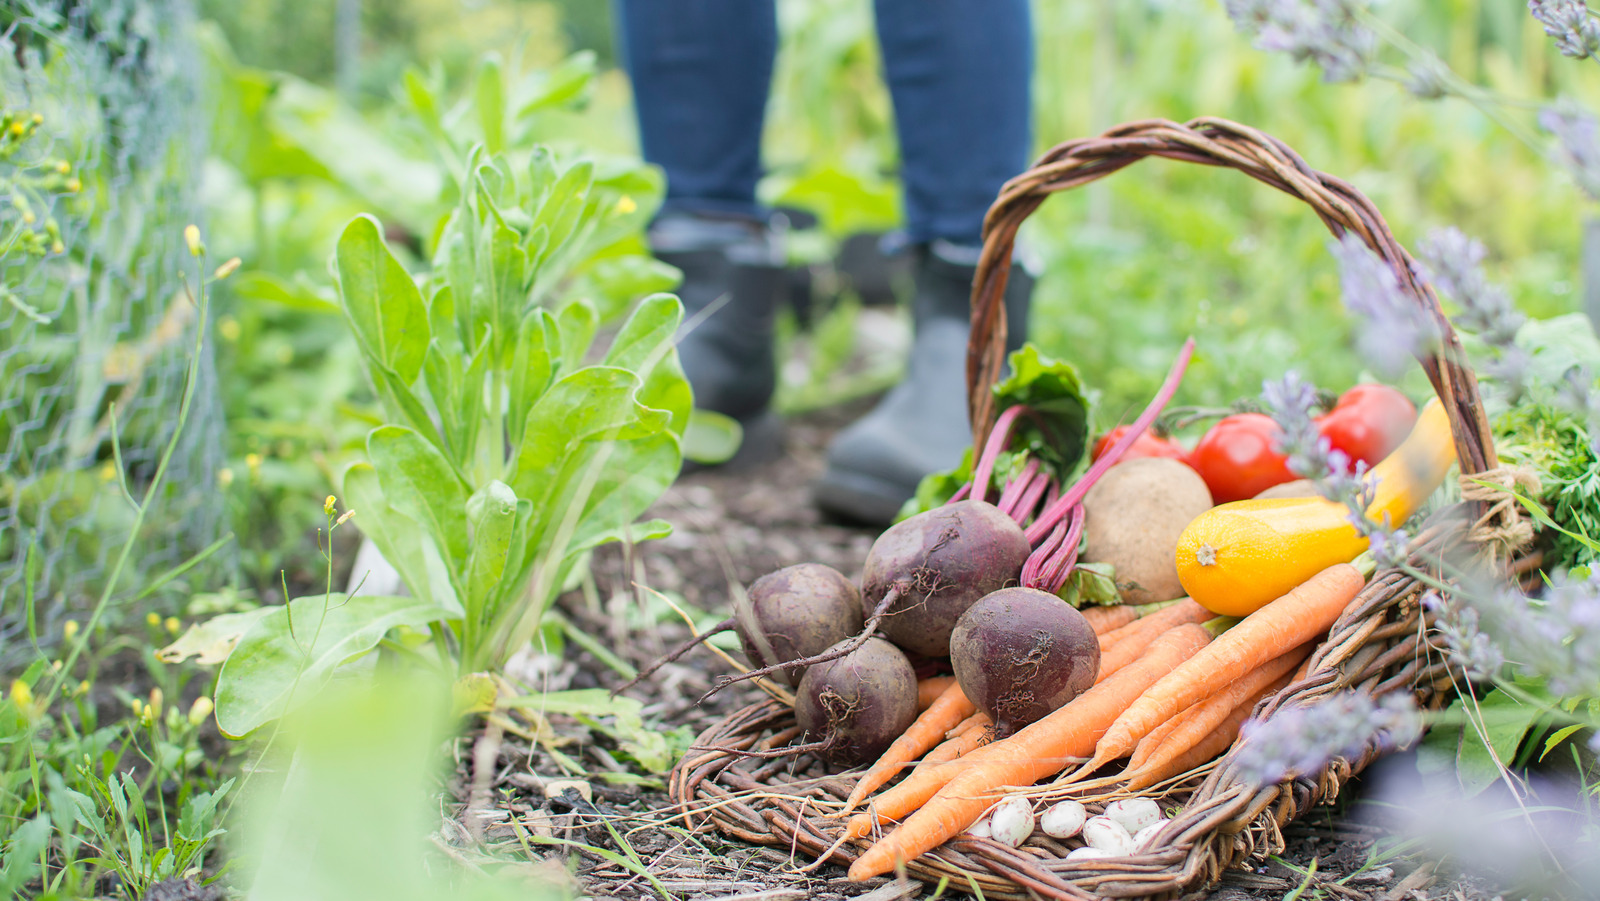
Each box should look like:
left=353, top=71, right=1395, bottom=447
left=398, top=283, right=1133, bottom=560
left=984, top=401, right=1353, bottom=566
left=1253, top=478, right=1320, bottom=500
left=1081, top=457, right=1213, bottom=604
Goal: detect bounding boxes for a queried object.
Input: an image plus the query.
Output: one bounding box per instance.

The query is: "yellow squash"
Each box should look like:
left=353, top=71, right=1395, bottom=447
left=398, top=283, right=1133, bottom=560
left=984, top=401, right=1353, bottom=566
left=1175, top=397, right=1456, bottom=616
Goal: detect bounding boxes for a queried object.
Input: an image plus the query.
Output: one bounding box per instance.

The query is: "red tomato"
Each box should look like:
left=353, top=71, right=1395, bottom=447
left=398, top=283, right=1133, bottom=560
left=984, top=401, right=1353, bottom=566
left=1315, top=384, right=1417, bottom=469
left=1090, top=425, right=1188, bottom=465
left=1188, top=413, right=1297, bottom=503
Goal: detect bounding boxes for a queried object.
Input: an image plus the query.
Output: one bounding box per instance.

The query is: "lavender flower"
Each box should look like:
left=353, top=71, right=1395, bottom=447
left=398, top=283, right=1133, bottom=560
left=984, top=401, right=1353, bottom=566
left=1423, top=591, right=1506, bottom=678
left=1417, top=228, right=1525, bottom=347
left=1224, top=0, right=1376, bottom=82
left=1440, top=571, right=1600, bottom=698
left=1331, top=233, right=1437, bottom=378
left=1529, top=0, right=1600, bottom=60
left=1403, top=57, right=1451, bottom=100
left=1234, top=692, right=1421, bottom=785
left=1260, top=371, right=1381, bottom=538
left=1417, top=227, right=1530, bottom=395
left=1539, top=102, right=1600, bottom=202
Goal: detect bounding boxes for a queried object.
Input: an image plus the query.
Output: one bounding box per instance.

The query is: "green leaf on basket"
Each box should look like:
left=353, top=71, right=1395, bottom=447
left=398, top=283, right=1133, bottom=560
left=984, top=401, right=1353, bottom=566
left=991, top=344, right=1091, bottom=482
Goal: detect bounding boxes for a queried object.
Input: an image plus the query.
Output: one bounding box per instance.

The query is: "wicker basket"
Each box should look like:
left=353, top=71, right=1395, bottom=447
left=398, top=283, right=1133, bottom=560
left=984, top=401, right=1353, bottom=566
left=669, top=118, right=1524, bottom=900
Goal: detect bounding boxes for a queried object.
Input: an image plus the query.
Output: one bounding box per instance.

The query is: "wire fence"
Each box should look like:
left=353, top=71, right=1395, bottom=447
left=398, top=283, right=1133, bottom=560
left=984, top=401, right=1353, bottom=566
left=1, top=0, right=226, bottom=667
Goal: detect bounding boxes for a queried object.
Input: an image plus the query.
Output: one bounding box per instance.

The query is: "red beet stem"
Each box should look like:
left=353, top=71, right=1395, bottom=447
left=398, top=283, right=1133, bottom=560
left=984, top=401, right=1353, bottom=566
left=946, top=481, right=973, bottom=505
left=971, top=404, right=1028, bottom=505
left=1013, top=471, right=1053, bottom=525
left=1024, top=338, right=1195, bottom=545
left=996, top=456, right=1041, bottom=520
left=1020, top=517, right=1067, bottom=587
left=1038, top=504, right=1087, bottom=594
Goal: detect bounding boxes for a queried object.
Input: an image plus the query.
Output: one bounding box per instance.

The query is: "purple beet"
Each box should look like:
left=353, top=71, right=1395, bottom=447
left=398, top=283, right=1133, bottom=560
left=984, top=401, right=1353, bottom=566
left=794, top=637, right=918, bottom=766
left=950, top=587, right=1099, bottom=736
left=703, top=501, right=1028, bottom=698
left=861, top=500, right=1031, bottom=657
left=736, top=563, right=865, bottom=686
left=614, top=563, right=862, bottom=695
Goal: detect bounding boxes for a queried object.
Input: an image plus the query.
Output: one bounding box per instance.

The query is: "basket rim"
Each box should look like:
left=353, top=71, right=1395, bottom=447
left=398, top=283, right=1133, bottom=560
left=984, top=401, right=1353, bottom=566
left=963, top=116, right=1499, bottom=495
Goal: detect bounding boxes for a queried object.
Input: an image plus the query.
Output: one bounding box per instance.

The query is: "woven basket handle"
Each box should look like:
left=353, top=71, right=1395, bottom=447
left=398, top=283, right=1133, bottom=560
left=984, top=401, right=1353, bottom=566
left=967, top=116, right=1498, bottom=478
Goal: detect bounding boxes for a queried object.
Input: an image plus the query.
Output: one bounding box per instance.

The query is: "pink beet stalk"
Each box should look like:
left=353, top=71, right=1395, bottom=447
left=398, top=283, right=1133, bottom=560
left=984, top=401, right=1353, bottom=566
left=1024, top=338, right=1195, bottom=546
left=995, top=457, right=1041, bottom=519
left=970, top=404, right=1028, bottom=505
left=1038, top=505, right=1087, bottom=594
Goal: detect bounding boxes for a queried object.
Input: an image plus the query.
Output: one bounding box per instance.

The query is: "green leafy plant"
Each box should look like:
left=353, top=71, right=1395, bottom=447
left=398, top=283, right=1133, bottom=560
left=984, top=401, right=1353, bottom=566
left=212, top=147, right=690, bottom=737
left=1, top=228, right=235, bottom=899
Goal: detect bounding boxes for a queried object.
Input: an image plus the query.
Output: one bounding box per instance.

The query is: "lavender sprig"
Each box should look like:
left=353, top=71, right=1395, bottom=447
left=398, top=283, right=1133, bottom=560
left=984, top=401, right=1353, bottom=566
left=1417, top=227, right=1530, bottom=395
left=1223, top=0, right=1376, bottom=83
left=1331, top=233, right=1438, bottom=378
left=1463, top=571, right=1600, bottom=699
left=1529, top=0, right=1600, bottom=60
left=1261, top=372, right=1404, bottom=563
left=1234, top=692, right=1421, bottom=786
left=1423, top=590, right=1506, bottom=679
left=1539, top=102, right=1600, bottom=202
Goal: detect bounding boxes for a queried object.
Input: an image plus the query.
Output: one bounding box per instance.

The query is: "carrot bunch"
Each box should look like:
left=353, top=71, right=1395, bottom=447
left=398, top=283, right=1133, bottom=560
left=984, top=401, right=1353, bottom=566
left=840, top=560, right=1368, bottom=881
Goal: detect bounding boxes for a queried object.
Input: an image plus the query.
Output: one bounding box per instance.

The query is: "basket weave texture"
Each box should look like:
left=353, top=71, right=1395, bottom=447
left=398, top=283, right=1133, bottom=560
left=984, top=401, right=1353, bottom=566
left=668, top=118, right=1518, bottom=900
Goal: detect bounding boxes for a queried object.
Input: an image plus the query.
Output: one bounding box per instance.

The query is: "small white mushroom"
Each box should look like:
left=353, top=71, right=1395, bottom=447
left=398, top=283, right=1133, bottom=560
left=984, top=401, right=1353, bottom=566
left=1040, top=799, right=1089, bottom=839
left=964, top=815, right=993, bottom=839
left=1066, top=846, right=1114, bottom=862
left=987, top=796, right=1035, bottom=847
left=1104, top=798, right=1161, bottom=834
left=1082, top=815, right=1135, bottom=855
left=1132, top=818, right=1170, bottom=849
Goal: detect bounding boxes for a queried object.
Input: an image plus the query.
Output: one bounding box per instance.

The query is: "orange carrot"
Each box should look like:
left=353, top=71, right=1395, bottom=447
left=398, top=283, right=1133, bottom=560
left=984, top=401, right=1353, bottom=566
left=1124, top=672, right=1293, bottom=791
left=842, top=681, right=976, bottom=814
left=1082, top=562, right=1365, bottom=776
left=1291, top=652, right=1315, bottom=684
left=1081, top=604, right=1138, bottom=635
left=914, top=714, right=992, bottom=771
left=1095, top=599, right=1215, bottom=683
left=916, top=676, right=958, bottom=711
left=947, top=711, right=986, bottom=740
left=844, top=623, right=1212, bottom=876
left=1124, top=641, right=1312, bottom=775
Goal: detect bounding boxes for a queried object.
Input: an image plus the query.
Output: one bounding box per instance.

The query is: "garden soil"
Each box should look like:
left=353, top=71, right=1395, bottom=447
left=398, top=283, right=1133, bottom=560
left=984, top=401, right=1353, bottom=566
left=457, top=400, right=1503, bottom=901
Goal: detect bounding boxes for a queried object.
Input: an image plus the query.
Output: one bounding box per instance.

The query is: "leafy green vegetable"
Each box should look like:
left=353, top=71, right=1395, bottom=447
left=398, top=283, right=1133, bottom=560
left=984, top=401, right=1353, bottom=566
left=990, top=344, right=1091, bottom=477
left=898, top=344, right=1090, bottom=520
left=1491, top=314, right=1600, bottom=571
left=212, top=148, right=689, bottom=733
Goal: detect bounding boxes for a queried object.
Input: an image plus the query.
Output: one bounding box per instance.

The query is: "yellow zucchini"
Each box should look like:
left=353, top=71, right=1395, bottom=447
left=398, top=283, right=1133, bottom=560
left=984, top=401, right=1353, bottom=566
left=1175, top=397, right=1456, bottom=616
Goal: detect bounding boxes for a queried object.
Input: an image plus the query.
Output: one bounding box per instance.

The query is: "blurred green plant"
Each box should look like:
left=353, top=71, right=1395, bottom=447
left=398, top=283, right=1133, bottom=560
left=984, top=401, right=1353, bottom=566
left=1, top=229, right=235, bottom=899
left=209, top=149, right=690, bottom=736
left=195, top=27, right=677, bottom=596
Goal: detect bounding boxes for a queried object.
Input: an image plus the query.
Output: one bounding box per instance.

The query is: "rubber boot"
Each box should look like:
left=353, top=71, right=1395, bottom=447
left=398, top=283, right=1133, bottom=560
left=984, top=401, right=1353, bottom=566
left=650, top=213, right=787, bottom=467
left=813, top=241, right=1033, bottom=525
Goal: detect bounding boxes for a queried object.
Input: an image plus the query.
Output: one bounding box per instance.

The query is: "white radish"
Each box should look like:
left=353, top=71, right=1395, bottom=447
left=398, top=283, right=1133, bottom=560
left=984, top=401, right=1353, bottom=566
left=1082, top=815, right=1135, bottom=854
left=1066, top=846, right=1114, bottom=862
left=1105, top=798, right=1162, bottom=834
left=1040, top=800, right=1088, bottom=839
left=1133, top=818, right=1170, bottom=849
left=987, top=796, right=1035, bottom=847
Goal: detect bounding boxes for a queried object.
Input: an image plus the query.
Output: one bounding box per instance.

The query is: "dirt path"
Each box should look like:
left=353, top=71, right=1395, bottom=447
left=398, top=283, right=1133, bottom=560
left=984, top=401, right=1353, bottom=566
left=455, top=401, right=1490, bottom=901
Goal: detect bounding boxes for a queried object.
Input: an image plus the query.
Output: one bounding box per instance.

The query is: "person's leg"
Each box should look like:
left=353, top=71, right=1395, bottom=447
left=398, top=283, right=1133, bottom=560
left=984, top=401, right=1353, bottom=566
left=615, top=0, right=787, bottom=457
left=875, top=0, right=1032, bottom=247
left=815, top=0, right=1034, bottom=524
left=614, top=0, right=777, bottom=219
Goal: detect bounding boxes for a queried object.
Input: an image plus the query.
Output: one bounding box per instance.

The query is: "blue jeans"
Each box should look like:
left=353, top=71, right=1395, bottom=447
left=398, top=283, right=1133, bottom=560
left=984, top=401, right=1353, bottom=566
left=614, top=0, right=1033, bottom=247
